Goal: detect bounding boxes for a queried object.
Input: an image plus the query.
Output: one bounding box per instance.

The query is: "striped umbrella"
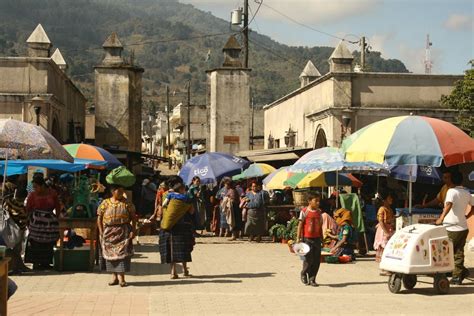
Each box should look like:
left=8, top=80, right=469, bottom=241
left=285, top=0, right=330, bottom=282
left=341, top=116, right=474, bottom=167
left=64, top=144, right=122, bottom=169
left=262, top=166, right=293, bottom=190
left=284, top=172, right=362, bottom=189
left=232, top=163, right=276, bottom=180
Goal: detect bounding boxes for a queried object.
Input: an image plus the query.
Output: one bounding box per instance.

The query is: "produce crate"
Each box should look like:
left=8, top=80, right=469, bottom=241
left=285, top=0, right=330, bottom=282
left=53, top=246, right=90, bottom=271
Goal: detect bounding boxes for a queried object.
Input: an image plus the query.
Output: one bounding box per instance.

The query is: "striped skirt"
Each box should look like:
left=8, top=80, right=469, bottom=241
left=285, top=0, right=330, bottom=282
left=159, top=223, right=194, bottom=263
left=28, top=209, right=59, bottom=243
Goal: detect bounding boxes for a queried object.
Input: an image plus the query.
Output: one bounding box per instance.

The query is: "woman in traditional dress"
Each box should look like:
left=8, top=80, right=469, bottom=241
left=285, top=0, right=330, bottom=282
left=97, top=185, right=137, bottom=287
left=25, top=177, right=61, bottom=270
left=244, top=182, right=267, bottom=242
left=328, top=208, right=358, bottom=261
left=220, top=179, right=242, bottom=241
left=159, top=180, right=195, bottom=279
left=188, top=176, right=206, bottom=233
left=373, top=191, right=395, bottom=267
left=216, top=179, right=231, bottom=237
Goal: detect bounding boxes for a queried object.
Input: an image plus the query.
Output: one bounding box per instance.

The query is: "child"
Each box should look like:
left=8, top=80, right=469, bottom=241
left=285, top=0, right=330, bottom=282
left=297, top=193, right=323, bottom=287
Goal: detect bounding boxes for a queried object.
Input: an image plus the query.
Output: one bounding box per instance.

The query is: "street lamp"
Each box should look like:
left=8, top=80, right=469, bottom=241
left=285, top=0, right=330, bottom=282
left=284, top=126, right=296, bottom=148
left=341, top=109, right=353, bottom=142
left=31, top=95, right=46, bottom=126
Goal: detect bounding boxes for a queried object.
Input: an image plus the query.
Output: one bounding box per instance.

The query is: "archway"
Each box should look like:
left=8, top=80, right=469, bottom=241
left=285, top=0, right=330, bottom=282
left=314, top=126, right=327, bottom=149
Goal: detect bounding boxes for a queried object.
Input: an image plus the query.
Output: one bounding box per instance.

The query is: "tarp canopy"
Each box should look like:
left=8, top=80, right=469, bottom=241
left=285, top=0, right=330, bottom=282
left=0, top=158, right=107, bottom=175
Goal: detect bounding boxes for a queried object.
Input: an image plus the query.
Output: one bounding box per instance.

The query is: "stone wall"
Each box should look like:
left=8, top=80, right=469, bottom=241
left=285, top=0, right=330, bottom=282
left=0, top=57, right=86, bottom=143
left=264, top=72, right=462, bottom=150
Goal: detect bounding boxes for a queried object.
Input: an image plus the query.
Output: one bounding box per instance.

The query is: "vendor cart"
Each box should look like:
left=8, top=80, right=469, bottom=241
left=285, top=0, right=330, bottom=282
left=379, top=224, right=454, bottom=294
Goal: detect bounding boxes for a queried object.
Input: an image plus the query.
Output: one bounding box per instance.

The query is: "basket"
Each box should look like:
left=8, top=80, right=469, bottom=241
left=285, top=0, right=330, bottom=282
left=292, top=189, right=320, bottom=206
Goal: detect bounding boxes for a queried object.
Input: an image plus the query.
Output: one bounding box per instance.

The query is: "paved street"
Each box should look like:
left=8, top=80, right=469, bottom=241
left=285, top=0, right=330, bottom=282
left=8, top=236, right=474, bottom=316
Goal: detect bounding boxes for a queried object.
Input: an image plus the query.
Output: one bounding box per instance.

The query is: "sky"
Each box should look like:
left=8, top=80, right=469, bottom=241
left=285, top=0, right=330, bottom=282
left=179, top=0, right=473, bottom=74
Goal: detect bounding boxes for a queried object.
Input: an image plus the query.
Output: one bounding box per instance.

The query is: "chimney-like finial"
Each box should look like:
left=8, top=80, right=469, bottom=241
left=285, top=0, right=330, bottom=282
left=101, top=32, right=124, bottom=65
left=222, top=35, right=242, bottom=68
left=26, top=24, right=52, bottom=57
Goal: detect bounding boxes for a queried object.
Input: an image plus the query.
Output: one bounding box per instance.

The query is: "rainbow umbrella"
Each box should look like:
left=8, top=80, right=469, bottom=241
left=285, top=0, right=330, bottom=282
left=232, top=163, right=276, bottom=180
left=284, top=172, right=362, bottom=189
left=341, top=116, right=474, bottom=167
left=262, top=166, right=293, bottom=190
left=64, top=144, right=122, bottom=169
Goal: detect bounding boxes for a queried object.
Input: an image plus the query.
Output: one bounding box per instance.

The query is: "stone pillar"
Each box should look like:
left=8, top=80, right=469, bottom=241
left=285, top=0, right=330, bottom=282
left=26, top=24, right=52, bottom=58
left=94, top=32, right=144, bottom=152
left=206, top=36, right=251, bottom=154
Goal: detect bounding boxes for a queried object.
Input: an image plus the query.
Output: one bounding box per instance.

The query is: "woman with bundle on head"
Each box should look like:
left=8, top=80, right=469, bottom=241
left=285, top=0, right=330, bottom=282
left=97, top=184, right=136, bottom=287
left=159, top=176, right=195, bottom=279
left=25, top=177, right=62, bottom=270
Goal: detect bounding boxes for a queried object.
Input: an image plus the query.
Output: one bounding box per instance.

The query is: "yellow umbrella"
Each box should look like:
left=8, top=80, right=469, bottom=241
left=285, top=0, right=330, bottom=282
left=262, top=166, right=293, bottom=190
left=284, top=171, right=363, bottom=189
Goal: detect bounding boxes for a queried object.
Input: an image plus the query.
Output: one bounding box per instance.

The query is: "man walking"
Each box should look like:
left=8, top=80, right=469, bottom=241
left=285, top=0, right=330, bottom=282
left=436, top=171, right=473, bottom=285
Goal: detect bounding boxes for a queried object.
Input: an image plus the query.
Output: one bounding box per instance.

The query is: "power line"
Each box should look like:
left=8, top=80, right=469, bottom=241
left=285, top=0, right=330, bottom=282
left=248, top=37, right=302, bottom=70
left=261, top=2, right=359, bottom=44
left=62, top=31, right=237, bottom=54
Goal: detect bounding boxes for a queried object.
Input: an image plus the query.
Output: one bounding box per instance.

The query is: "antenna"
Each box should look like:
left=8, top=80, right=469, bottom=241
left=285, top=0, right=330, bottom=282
left=424, top=34, right=433, bottom=74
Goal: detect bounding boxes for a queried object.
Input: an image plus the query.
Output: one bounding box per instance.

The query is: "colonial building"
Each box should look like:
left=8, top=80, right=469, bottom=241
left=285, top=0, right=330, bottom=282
left=206, top=35, right=251, bottom=154
left=169, top=103, right=208, bottom=158
left=0, top=24, right=86, bottom=143
left=94, top=32, right=144, bottom=153
left=264, top=41, right=463, bottom=150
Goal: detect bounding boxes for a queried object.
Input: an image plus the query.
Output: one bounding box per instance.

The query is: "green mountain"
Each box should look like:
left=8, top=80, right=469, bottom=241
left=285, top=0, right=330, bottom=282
left=0, top=0, right=409, bottom=107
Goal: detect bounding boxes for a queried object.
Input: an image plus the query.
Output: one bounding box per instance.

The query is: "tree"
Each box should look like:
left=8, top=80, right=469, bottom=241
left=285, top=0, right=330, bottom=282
left=440, top=61, right=474, bottom=136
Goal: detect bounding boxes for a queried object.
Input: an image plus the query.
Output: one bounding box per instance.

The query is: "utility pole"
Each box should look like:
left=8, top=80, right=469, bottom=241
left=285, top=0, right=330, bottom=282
left=166, top=86, right=171, bottom=158
left=250, top=97, right=254, bottom=150
left=360, top=36, right=366, bottom=71
left=424, top=34, right=433, bottom=74
left=243, top=0, right=249, bottom=68
left=186, top=81, right=191, bottom=160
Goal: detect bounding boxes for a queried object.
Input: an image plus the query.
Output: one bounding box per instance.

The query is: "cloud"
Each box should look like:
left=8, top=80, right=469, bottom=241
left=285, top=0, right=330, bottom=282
left=444, top=14, right=473, bottom=31
left=180, top=0, right=381, bottom=25
left=368, top=33, right=396, bottom=57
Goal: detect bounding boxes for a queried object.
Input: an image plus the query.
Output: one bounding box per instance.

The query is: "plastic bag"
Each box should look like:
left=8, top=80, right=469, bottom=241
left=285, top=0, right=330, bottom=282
left=468, top=237, right=474, bottom=252
left=106, top=166, right=136, bottom=188
left=0, top=207, right=22, bottom=249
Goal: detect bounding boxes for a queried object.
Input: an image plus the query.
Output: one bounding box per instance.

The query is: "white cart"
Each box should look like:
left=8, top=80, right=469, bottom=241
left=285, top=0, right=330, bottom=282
left=380, top=224, right=454, bottom=294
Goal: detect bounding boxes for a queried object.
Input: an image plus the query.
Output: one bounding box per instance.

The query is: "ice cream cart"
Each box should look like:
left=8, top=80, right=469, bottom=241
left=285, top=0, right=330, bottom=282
left=380, top=224, right=454, bottom=294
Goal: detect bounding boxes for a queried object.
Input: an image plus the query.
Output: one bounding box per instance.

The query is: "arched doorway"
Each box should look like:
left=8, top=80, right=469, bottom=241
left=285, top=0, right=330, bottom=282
left=314, top=126, right=327, bottom=149
left=51, top=117, right=61, bottom=142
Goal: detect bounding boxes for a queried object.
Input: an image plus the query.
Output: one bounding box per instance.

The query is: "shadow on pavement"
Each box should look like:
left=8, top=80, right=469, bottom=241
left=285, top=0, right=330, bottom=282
left=399, top=285, right=474, bottom=296
left=130, top=279, right=242, bottom=287
left=191, top=272, right=275, bottom=279
left=321, top=281, right=386, bottom=287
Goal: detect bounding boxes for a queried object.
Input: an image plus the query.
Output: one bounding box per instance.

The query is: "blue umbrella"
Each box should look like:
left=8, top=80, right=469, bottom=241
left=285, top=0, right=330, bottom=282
left=289, top=147, right=388, bottom=174
left=389, top=165, right=442, bottom=184
left=179, top=152, right=249, bottom=185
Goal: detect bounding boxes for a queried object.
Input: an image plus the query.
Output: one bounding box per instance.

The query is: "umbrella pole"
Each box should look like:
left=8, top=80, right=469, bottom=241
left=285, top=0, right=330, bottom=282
left=335, top=170, right=339, bottom=208
left=409, top=180, right=413, bottom=225
left=1, top=151, right=8, bottom=199
left=376, top=175, right=379, bottom=193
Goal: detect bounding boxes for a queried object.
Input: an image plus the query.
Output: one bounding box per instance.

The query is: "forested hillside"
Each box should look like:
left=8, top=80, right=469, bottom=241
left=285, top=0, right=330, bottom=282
left=0, top=0, right=409, bottom=108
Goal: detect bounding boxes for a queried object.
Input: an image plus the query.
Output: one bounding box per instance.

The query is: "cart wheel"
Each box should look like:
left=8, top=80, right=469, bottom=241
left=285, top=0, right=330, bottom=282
left=402, top=274, right=417, bottom=290
left=388, top=273, right=402, bottom=294
left=434, top=275, right=450, bottom=295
